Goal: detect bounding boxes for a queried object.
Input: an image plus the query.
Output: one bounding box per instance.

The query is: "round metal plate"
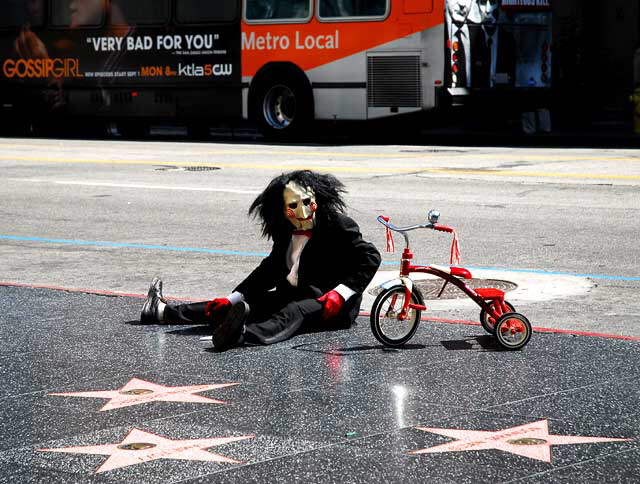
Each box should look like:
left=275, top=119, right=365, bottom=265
left=507, top=438, right=548, bottom=445
left=370, top=279, right=517, bottom=300
left=414, top=278, right=517, bottom=299
left=120, top=389, right=154, bottom=395
left=154, top=165, right=221, bottom=172
left=117, top=442, right=157, bottom=451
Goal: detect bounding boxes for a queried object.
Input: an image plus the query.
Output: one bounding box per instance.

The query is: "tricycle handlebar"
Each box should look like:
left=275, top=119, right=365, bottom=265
left=377, top=215, right=454, bottom=234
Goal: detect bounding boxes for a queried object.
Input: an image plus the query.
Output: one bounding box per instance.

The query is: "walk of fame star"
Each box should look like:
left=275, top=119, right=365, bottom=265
left=39, top=428, right=254, bottom=473
left=48, top=377, right=239, bottom=411
left=410, top=419, right=632, bottom=463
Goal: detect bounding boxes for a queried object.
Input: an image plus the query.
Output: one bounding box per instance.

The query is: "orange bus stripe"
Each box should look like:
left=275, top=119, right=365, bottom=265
left=241, top=0, right=445, bottom=77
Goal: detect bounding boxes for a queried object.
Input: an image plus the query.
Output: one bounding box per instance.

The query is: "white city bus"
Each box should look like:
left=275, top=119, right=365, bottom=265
left=0, top=0, right=552, bottom=136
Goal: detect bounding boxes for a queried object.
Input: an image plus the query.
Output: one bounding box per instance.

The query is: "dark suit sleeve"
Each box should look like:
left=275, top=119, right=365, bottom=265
left=335, top=215, right=381, bottom=294
left=233, top=238, right=287, bottom=300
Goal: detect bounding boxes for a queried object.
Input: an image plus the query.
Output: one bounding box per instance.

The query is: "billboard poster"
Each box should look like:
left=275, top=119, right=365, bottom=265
left=0, top=0, right=241, bottom=115
left=445, top=0, right=552, bottom=89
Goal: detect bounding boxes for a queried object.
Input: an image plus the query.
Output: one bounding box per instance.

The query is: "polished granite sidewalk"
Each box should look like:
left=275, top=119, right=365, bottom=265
left=1, top=285, right=638, bottom=483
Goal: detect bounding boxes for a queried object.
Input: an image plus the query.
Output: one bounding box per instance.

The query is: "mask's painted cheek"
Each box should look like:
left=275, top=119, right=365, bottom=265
left=286, top=207, right=296, bottom=219
left=310, top=201, right=318, bottom=213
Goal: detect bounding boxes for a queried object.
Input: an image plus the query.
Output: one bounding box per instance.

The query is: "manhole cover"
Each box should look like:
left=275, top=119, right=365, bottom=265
left=400, top=149, right=467, bottom=153
left=183, top=166, right=221, bottom=172
left=155, top=165, right=220, bottom=172
left=369, top=279, right=516, bottom=300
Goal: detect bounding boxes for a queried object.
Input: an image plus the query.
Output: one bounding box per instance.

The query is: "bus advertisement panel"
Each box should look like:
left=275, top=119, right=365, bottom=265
left=0, top=0, right=241, bottom=118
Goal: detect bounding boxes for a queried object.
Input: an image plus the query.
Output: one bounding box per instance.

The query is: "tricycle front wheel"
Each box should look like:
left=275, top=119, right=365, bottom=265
left=370, top=285, right=422, bottom=347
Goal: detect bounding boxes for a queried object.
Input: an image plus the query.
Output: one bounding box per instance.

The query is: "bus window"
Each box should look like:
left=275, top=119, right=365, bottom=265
left=176, top=0, right=238, bottom=24
left=51, top=0, right=104, bottom=28
left=318, top=0, right=388, bottom=19
left=0, top=0, right=45, bottom=28
left=110, top=0, right=169, bottom=26
left=245, top=0, right=311, bottom=22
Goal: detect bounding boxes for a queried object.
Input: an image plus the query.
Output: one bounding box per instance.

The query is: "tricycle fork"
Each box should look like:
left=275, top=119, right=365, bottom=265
left=474, top=288, right=509, bottom=321
left=396, top=278, right=426, bottom=320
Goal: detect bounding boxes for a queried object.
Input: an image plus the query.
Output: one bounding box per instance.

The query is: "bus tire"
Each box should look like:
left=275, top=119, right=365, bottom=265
left=252, top=69, right=312, bottom=139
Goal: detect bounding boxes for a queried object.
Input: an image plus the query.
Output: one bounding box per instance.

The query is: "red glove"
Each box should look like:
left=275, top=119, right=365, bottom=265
left=205, top=297, right=231, bottom=321
left=317, top=290, right=344, bottom=320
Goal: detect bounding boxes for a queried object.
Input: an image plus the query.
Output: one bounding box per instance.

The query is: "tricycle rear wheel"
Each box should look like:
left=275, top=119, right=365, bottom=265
left=494, top=312, right=532, bottom=350
left=480, top=300, right=515, bottom=334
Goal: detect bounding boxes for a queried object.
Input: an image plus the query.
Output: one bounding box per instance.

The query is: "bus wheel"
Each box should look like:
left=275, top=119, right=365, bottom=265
left=263, top=84, right=296, bottom=131
left=254, top=76, right=311, bottom=139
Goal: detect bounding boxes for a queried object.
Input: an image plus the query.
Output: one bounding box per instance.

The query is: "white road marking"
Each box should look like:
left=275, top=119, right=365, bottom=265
left=8, top=178, right=261, bottom=195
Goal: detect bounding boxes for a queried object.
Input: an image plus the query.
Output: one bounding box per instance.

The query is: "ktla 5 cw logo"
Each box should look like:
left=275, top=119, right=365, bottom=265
left=2, top=58, right=82, bottom=79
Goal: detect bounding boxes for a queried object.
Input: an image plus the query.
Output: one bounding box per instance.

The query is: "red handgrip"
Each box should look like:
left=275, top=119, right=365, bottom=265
left=433, top=224, right=454, bottom=233
left=379, top=215, right=395, bottom=253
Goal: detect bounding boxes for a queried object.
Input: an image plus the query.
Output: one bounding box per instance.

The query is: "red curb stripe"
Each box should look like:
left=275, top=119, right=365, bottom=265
left=358, top=311, right=640, bottom=342
left=2, top=281, right=639, bottom=342
left=0, top=281, right=201, bottom=302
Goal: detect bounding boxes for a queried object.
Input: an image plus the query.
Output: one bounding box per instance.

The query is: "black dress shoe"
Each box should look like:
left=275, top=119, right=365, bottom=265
left=140, top=277, right=163, bottom=324
left=212, top=301, right=249, bottom=351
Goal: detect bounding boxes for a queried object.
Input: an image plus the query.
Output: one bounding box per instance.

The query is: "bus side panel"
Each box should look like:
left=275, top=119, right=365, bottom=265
left=305, top=23, right=445, bottom=121
left=241, top=0, right=445, bottom=78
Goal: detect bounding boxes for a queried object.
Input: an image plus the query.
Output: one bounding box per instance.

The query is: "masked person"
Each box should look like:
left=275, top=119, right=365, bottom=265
left=140, top=170, right=381, bottom=351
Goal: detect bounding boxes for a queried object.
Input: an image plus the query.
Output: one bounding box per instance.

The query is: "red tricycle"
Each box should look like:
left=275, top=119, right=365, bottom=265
left=370, top=211, right=532, bottom=350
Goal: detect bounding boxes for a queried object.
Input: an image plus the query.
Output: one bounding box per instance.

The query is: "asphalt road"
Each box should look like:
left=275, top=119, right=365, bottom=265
left=2, top=136, right=640, bottom=483
left=1, top=137, right=639, bottom=337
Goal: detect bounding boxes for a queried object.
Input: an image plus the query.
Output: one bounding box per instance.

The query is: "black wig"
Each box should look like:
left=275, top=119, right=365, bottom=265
left=249, top=170, right=346, bottom=240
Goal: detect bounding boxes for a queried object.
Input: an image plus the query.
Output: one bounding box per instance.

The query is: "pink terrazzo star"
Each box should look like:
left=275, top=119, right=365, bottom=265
left=39, top=428, right=254, bottom=474
left=410, top=419, right=632, bottom=463
left=48, top=377, right=239, bottom=411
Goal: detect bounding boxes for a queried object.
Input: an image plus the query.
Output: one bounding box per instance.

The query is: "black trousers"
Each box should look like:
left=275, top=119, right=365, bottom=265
left=164, top=284, right=360, bottom=346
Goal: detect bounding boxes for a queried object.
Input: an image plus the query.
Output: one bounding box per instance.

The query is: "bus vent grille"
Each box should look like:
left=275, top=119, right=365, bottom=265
left=367, top=56, right=421, bottom=108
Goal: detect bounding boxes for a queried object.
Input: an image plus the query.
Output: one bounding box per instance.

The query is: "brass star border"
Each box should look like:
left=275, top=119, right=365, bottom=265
left=48, top=377, right=239, bottom=411
left=40, top=428, right=254, bottom=474
left=410, top=419, right=632, bottom=463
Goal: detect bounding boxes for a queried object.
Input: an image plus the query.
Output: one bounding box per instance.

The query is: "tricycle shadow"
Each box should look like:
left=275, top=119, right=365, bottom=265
left=293, top=335, right=500, bottom=355
left=292, top=342, right=427, bottom=355
left=440, top=334, right=501, bottom=352
left=124, top=320, right=211, bottom=336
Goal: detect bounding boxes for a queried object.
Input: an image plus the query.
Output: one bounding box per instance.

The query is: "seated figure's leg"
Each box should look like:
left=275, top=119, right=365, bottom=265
left=163, top=302, right=209, bottom=325
left=244, top=298, right=323, bottom=345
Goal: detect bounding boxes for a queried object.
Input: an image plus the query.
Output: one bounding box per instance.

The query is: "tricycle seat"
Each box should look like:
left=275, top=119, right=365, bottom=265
left=475, top=288, right=505, bottom=300
left=429, top=265, right=473, bottom=279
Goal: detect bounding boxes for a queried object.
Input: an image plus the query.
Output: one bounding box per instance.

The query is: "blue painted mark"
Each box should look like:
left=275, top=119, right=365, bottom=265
left=0, top=235, right=269, bottom=258
left=380, top=260, right=640, bottom=281
left=2, top=234, right=639, bottom=281
left=460, top=265, right=640, bottom=282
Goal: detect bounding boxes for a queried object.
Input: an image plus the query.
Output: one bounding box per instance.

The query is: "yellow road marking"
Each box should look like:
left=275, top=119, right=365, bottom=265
left=1, top=155, right=640, bottom=180
left=2, top=143, right=640, bottom=162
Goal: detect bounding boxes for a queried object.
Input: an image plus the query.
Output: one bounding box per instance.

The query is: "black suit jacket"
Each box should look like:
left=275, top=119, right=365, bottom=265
left=234, top=213, right=381, bottom=321
left=470, top=24, right=517, bottom=88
